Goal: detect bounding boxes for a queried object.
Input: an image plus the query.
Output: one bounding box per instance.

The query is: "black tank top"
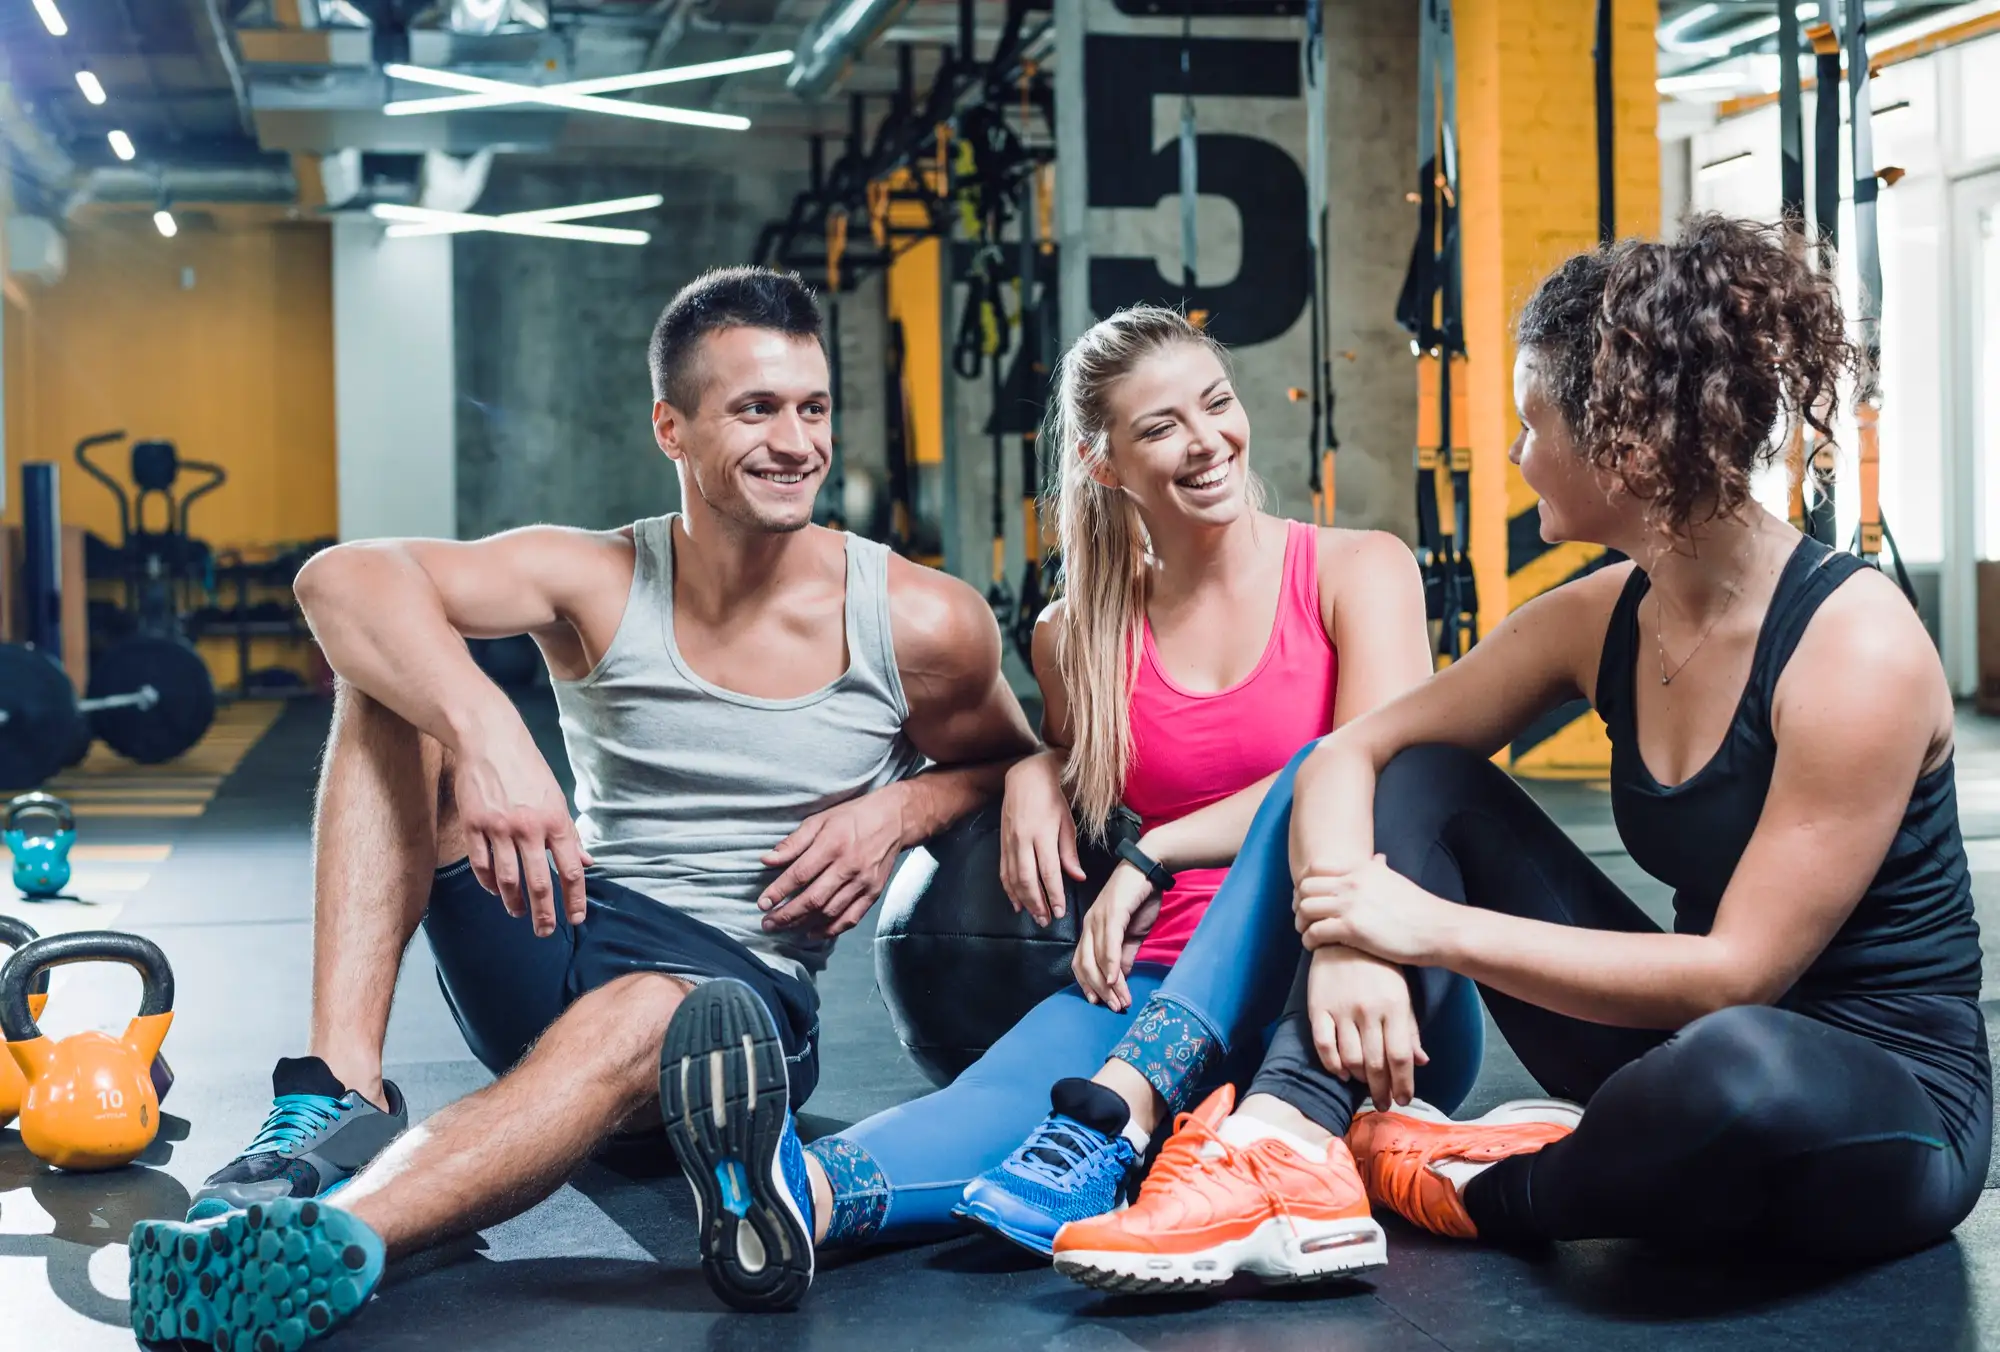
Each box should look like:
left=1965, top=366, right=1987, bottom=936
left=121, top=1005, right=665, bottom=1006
left=1594, top=535, right=1983, bottom=1004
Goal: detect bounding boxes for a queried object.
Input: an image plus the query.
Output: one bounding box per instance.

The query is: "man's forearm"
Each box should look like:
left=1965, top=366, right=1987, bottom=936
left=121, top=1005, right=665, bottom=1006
left=298, top=545, right=516, bottom=752
left=893, top=756, right=1021, bottom=847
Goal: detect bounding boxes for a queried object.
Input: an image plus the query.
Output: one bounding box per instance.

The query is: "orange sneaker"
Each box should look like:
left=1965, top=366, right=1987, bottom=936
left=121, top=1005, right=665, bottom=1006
left=1051, top=1085, right=1386, bottom=1294
left=1346, top=1099, right=1582, bottom=1240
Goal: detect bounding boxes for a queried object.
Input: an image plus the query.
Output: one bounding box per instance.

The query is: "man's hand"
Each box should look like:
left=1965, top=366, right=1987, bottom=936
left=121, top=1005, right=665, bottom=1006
left=999, top=751, right=1084, bottom=927
left=1072, top=861, right=1162, bottom=1013
left=1305, top=944, right=1428, bottom=1109
left=758, top=785, right=908, bottom=937
left=451, top=722, right=594, bottom=937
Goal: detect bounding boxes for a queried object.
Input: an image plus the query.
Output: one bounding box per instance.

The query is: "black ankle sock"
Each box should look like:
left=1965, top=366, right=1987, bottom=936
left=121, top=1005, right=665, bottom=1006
left=1461, top=1155, right=1544, bottom=1245
left=1022, top=1078, right=1133, bottom=1167
left=273, top=1056, right=348, bottom=1100
left=1050, top=1077, right=1132, bottom=1137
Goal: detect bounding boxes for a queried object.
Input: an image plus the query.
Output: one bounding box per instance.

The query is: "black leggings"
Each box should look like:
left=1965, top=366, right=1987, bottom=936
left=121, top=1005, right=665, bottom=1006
left=1248, top=743, right=1992, bottom=1262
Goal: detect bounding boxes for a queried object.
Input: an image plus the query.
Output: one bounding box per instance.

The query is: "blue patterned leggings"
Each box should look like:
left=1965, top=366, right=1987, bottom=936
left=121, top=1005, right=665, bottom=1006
left=806, top=741, right=1487, bottom=1246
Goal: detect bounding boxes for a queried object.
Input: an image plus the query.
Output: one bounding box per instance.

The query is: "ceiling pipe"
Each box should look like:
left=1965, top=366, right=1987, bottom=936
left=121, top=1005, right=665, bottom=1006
left=62, top=164, right=300, bottom=217
left=199, top=0, right=258, bottom=137
left=788, top=0, right=920, bottom=100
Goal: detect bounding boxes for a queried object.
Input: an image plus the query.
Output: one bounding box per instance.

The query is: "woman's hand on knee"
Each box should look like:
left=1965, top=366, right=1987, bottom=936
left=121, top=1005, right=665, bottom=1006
left=1000, top=752, right=1083, bottom=927
left=1071, top=862, right=1160, bottom=1013
left=1306, top=946, right=1427, bottom=1108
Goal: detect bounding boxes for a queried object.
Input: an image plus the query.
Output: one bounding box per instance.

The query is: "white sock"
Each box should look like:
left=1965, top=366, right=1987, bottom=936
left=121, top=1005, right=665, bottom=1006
left=1120, top=1121, right=1151, bottom=1155
left=1432, top=1157, right=1494, bottom=1191
left=1214, top=1112, right=1332, bottom=1163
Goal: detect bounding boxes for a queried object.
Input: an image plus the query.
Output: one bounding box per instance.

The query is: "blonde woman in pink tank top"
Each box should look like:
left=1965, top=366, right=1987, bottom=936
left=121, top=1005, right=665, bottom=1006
left=801, top=308, right=1488, bottom=1279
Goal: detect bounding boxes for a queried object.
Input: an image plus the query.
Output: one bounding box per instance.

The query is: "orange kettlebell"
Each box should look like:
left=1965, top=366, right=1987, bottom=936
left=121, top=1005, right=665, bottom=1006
left=0, top=916, right=51, bottom=1128
left=1, top=930, right=175, bottom=1170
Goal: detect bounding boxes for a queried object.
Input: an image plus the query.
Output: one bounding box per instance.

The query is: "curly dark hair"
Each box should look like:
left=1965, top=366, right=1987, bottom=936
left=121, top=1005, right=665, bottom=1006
left=1515, top=213, right=1857, bottom=535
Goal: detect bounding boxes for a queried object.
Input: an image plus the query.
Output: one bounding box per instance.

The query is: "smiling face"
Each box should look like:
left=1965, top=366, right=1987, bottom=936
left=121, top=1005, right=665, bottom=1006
left=1095, top=340, right=1251, bottom=532
left=1510, top=345, right=1625, bottom=545
left=653, top=325, right=832, bottom=534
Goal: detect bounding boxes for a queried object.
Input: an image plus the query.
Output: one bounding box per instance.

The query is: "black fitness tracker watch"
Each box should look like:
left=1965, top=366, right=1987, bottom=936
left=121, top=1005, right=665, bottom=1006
left=1114, top=838, right=1176, bottom=893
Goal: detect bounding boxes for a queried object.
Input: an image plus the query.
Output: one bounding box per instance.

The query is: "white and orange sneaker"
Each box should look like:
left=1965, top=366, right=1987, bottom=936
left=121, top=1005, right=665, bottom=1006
left=1050, top=1085, right=1386, bottom=1294
left=1345, top=1099, right=1582, bottom=1239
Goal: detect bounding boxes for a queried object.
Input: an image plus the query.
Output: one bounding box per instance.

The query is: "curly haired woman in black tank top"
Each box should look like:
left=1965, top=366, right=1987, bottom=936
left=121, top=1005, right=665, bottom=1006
left=1049, top=213, right=1989, bottom=1285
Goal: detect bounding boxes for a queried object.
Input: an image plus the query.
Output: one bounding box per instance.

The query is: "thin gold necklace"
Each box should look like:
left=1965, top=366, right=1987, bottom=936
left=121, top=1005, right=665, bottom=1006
left=1653, top=520, right=1767, bottom=686
left=1654, top=580, right=1742, bottom=686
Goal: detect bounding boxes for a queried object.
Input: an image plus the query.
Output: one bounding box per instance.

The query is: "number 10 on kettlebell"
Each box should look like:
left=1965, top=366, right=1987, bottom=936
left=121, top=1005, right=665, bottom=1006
left=1, top=931, right=175, bottom=1171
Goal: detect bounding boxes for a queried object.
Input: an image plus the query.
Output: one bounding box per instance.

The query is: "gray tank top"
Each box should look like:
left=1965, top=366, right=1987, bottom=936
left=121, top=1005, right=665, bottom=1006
left=552, top=515, right=925, bottom=979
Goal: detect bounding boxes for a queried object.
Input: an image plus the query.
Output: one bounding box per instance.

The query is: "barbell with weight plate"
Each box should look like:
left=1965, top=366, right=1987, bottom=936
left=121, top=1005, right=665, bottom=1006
left=0, top=638, right=216, bottom=789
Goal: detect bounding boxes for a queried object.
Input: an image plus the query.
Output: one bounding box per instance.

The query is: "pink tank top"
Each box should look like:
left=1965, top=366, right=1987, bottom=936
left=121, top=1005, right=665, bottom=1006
left=1123, top=519, right=1339, bottom=964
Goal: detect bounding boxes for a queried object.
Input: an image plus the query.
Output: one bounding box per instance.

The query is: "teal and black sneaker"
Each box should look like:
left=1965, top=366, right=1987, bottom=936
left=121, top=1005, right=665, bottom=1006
left=129, top=1197, right=385, bottom=1349
left=661, top=979, right=815, bottom=1313
left=188, top=1057, right=408, bottom=1223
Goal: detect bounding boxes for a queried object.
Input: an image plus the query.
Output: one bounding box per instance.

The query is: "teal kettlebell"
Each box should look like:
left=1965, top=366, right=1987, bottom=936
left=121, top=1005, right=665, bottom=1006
left=5, top=794, right=76, bottom=900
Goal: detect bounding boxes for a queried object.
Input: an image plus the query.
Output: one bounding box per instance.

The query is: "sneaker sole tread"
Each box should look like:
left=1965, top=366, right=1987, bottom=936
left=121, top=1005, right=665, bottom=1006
left=1053, top=1216, right=1386, bottom=1295
left=128, top=1198, right=381, bottom=1351
left=660, top=980, right=812, bottom=1313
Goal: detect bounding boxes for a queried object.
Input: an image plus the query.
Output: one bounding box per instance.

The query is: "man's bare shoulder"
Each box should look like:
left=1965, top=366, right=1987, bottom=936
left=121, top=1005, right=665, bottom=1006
left=883, top=552, right=1004, bottom=694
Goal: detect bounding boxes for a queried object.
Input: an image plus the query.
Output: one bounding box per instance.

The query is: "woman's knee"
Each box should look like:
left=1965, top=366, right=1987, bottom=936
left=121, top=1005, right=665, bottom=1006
left=1376, top=744, right=1503, bottom=810
left=1662, top=1005, right=1818, bottom=1134
left=1370, top=744, right=1503, bottom=869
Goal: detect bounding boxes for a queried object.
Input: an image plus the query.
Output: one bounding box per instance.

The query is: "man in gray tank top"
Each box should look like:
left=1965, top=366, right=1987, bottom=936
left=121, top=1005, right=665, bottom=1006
left=150, top=268, right=1037, bottom=1342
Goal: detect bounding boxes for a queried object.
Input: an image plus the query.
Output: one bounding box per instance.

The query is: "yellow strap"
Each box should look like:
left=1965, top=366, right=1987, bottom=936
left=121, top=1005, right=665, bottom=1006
left=826, top=208, right=849, bottom=294
left=1036, top=163, right=1056, bottom=255
left=1856, top=399, right=1882, bottom=557
left=866, top=179, right=891, bottom=249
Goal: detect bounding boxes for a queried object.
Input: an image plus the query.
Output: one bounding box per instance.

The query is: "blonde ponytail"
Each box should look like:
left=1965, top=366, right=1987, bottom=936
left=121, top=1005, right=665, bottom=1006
left=1046, top=306, right=1227, bottom=841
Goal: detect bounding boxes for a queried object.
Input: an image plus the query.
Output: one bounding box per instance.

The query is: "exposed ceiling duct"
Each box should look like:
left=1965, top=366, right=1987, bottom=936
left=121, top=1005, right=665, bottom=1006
left=787, top=0, right=920, bottom=100
left=234, top=0, right=567, bottom=153
left=61, top=164, right=300, bottom=217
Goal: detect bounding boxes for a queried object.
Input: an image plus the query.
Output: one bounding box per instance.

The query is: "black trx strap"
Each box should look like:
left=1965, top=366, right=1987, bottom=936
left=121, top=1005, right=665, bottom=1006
left=1837, top=0, right=1917, bottom=605
left=885, top=317, right=915, bottom=553
left=1396, top=0, right=1474, bottom=664
left=820, top=206, right=848, bottom=530
left=1593, top=0, right=1614, bottom=245
left=987, top=343, right=1014, bottom=620
left=1179, top=0, right=1199, bottom=300
left=1303, top=0, right=1337, bottom=526
left=1805, top=2, right=1842, bottom=547
left=1779, top=0, right=1810, bottom=532
left=1778, top=0, right=1806, bottom=226
left=1010, top=154, right=1055, bottom=666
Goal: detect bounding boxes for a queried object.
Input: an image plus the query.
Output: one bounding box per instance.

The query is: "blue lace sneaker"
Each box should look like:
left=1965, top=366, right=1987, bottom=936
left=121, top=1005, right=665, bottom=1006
left=129, top=1197, right=385, bottom=1349
left=661, top=978, right=815, bottom=1312
left=187, top=1057, right=407, bottom=1223
left=955, top=1077, right=1141, bottom=1256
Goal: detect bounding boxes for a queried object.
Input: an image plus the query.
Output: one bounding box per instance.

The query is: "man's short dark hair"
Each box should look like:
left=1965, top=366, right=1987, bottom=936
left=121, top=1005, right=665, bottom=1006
left=647, top=266, right=824, bottom=411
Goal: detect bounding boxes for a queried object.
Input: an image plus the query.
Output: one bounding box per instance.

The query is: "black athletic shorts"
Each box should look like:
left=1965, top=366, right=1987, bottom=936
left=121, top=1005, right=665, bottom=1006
left=422, top=860, right=821, bottom=1108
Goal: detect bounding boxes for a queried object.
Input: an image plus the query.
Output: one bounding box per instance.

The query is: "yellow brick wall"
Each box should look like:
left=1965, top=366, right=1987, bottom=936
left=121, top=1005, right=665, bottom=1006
left=1457, top=0, right=1659, bottom=775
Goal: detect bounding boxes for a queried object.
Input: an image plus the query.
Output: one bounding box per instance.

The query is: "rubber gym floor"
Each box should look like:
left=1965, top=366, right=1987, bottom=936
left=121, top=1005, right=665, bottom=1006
left=4, top=692, right=1998, bottom=1352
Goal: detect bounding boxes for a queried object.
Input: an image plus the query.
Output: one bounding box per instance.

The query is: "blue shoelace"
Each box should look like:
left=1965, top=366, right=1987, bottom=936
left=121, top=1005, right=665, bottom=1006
left=1008, top=1115, right=1131, bottom=1189
left=242, top=1094, right=346, bottom=1158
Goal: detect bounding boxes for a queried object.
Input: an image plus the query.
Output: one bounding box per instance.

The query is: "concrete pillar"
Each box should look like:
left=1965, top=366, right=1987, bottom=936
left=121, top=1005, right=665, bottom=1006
left=1325, top=0, right=1420, bottom=540
left=333, top=218, right=456, bottom=542
left=1042, top=0, right=1422, bottom=554
left=451, top=160, right=803, bottom=540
